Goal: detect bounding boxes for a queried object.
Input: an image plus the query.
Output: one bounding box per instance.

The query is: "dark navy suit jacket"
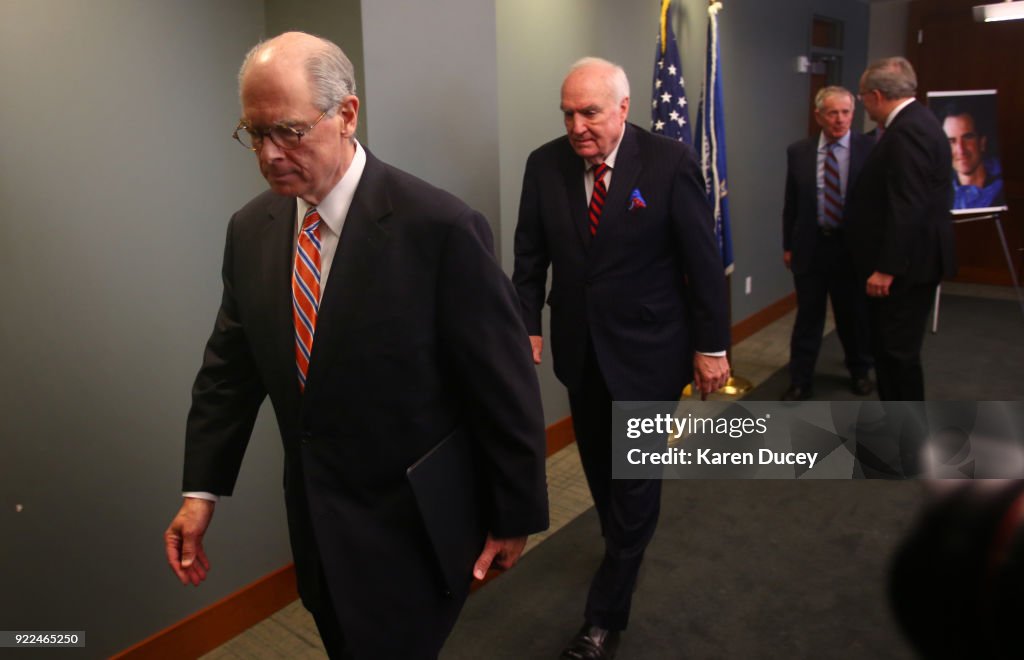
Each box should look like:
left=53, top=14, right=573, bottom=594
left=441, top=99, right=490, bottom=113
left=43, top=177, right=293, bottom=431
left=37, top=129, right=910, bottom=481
left=513, top=123, right=729, bottom=401
left=182, top=148, right=548, bottom=658
left=783, top=131, right=874, bottom=275
left=846, top=100, right=956, bottom=283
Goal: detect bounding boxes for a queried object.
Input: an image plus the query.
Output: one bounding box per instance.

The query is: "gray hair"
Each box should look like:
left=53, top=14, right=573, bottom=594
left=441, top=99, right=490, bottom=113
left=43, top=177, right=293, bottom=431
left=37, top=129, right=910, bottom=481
left=567, top=56, right=631, bottom=102
left=861, top=57, right=917, bottom=100
left=238, top=33, right=357, bottom=115
left=814, top=85, right=854, bottom=111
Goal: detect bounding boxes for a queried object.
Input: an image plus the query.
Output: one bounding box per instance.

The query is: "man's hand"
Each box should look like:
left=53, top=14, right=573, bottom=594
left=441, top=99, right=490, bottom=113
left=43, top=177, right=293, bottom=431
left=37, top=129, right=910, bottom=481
left=165, top=497, right=215, bottom=586
left=783, top=250, right=792, bottom=270
left=866, top=271, right=894, bottom=298
left=693, top=353, right=730, bottom=396
left=473, top=533, right=527, bottom=579
left=528, top=335, right=543, bottom=365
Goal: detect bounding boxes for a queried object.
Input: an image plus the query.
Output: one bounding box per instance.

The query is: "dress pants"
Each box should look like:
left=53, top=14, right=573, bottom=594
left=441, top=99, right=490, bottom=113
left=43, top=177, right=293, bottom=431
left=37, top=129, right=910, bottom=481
left=866, top=278, right=937, bottom=401
left=568, top=340, right=662, bottom=631
left=789, top=230, right=872, bottom=387
left=307, top=560, right=356, bottom=660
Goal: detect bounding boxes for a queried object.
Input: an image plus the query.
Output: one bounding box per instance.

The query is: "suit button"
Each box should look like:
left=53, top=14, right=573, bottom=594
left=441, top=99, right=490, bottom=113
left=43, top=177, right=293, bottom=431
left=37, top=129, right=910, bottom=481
left=300, top=432, right=312, bottom=444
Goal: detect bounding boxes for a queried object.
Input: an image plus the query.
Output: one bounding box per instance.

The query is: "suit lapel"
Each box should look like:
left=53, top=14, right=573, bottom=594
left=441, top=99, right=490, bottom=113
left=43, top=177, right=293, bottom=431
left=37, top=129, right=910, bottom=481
left=259, top=194, right=304, bottom=411
left=562, top=146, right=592, bottom=249
left=303, top=149, right=391, bottom=392
left=802, top=137, right=819, bottom=211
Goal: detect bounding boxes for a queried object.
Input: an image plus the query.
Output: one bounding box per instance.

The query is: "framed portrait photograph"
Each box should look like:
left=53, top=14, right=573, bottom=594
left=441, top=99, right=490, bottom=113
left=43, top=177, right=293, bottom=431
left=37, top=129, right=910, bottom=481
left=927, top=89, right=1009, bottom=215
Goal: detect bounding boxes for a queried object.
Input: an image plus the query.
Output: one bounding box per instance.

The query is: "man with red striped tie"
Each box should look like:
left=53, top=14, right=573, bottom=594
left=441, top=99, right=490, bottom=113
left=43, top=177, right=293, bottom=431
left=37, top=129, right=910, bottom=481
left=513, top=58, right=730, bottom=659
left=163, top=31, right=548, bottom=659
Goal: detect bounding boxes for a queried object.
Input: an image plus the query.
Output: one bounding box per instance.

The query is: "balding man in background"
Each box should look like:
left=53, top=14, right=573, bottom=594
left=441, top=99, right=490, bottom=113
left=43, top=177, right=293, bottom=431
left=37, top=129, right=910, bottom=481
left=513, top=57, right=729, bottom=659
left=163, top=32, right=548, bottom=659
left=847, top=57, right=955, bottom=401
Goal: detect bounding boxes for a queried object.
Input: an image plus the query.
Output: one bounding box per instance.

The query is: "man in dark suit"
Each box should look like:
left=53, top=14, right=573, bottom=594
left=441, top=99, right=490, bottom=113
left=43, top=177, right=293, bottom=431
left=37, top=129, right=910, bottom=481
left=513, top=57, right=730, bottom=659
left=163, top=32, right=548, bottom=659
left=847, top=57, right=955, bottom=401
left=781, top=85, right=874, bottom=401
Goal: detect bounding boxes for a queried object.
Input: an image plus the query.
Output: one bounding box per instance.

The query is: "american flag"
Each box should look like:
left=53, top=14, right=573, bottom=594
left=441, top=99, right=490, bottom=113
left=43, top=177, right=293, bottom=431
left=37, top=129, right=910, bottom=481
left=651, top=0, right=692, bottom=144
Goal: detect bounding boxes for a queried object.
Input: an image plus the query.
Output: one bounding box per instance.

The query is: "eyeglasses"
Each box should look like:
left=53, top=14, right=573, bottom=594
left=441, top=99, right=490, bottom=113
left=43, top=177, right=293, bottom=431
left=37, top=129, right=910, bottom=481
left=232, top=110, right=329, bottom=151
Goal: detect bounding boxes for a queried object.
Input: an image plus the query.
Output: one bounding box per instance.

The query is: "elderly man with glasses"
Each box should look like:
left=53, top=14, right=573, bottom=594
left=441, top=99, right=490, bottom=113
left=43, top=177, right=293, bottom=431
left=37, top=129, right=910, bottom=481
left=164, top=31, right=548, bottom=659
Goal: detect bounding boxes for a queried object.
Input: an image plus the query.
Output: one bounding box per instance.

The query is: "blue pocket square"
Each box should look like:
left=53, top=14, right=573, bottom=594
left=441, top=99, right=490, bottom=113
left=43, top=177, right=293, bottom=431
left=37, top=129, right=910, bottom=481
left=628, top=189, right=647, bottom=212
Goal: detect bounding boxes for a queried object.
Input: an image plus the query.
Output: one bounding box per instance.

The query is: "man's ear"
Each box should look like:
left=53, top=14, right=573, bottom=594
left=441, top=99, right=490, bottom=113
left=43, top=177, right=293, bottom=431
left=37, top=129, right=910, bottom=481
left=338, top=95, right=360, bottom=138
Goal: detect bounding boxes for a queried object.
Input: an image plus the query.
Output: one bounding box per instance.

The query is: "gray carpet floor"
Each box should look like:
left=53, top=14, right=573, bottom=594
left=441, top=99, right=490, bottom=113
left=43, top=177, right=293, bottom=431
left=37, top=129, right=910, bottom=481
left=443, top=293, right=1021, bottom=659
left=444, top=480, right=921, bottom=659
left=746, top=293, right=1024, bottom=401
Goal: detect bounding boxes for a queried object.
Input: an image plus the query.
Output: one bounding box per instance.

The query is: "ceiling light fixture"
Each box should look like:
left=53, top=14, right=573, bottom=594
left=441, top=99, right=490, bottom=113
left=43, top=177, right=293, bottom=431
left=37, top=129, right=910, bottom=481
left=973, top=0, right=1024, bottom=22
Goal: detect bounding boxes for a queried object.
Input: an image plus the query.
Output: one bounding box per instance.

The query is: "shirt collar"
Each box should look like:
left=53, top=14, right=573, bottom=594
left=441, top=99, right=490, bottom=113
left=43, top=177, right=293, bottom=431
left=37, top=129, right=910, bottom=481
left=296, top=139, right=367, bottom=235
left=818, top=130, right=851, bottom=151
left=885, top=97, right=916, bottom=128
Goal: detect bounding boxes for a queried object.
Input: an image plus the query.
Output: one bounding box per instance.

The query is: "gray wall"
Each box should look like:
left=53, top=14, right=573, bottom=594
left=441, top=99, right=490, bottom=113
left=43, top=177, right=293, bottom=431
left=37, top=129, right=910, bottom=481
left=0, top=1, right=294, bottom=657
left=866, top=0, right=911, bottom=131
left=361, top=0, right=502, bottom=243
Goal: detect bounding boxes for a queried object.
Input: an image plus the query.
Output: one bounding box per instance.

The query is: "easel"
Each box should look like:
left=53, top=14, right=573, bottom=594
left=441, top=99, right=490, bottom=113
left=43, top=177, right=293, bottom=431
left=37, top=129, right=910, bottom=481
left=932, top=211, right=1024, bottom=333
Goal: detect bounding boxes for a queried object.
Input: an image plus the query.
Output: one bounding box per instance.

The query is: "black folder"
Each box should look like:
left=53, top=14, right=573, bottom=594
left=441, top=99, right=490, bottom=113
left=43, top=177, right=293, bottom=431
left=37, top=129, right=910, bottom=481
left=406, top=427, right=486, bottom=595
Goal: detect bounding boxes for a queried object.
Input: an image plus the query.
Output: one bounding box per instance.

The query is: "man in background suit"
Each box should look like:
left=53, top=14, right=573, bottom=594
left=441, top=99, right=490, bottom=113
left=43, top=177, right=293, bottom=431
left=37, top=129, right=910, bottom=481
left=513, top=57, right=730, bottom=659
left=781, top=85, right=874, bottom=401
left=847, top=57, right=955, bottom=401
left=163, top=32, right=548, bottom=659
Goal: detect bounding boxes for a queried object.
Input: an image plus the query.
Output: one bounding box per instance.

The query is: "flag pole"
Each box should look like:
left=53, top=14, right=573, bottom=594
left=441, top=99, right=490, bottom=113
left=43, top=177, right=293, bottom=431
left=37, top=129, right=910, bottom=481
left=683, top=0, right=752, bottom=399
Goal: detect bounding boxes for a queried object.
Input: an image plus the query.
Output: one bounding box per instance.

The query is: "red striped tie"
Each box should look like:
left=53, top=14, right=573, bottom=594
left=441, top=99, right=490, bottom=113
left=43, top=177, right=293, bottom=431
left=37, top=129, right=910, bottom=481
left=588, top=162, right=610, bottom=236
left=292, top=208, right=322, bottom=391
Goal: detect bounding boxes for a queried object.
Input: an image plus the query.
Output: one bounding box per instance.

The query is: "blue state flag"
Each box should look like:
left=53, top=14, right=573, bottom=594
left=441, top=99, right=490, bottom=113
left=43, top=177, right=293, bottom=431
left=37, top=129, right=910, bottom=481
left=651, top=0, right=692, bottom=144
left=694, top=1, right=734, bottom=275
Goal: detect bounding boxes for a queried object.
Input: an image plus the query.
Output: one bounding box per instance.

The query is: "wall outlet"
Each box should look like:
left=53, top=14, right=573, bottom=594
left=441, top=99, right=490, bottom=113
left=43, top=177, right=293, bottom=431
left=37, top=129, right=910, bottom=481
left=745, top=276, right=752, bottom=295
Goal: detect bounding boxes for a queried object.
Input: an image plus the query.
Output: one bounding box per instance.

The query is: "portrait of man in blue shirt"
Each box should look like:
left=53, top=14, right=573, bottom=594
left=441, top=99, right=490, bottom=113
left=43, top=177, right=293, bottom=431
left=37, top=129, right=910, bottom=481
left=934, top=97, right=1007, bottom=211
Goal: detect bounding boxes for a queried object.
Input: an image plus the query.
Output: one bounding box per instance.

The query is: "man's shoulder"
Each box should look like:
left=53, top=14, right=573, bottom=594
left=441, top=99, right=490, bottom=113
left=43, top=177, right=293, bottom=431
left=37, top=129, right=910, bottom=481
left=850, top=131, right=874, bottom=148
left=786, top=134, right=817, bottom=155
left=366, top=155, right=487, bottom=240
left=375, top=159, right=469, bottom=215
left=232, top=189, right=292, bottom=224
left=526, top=134, right=573, bottom=165
left=629, top=123, right=696, bottom=159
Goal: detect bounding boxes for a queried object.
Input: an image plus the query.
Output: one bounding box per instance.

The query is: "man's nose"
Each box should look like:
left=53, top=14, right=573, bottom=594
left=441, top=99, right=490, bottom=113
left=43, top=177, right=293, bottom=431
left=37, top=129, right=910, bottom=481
left=571, top=116, right=587, bottom=134
left=257, top=137, right=284, bottom=162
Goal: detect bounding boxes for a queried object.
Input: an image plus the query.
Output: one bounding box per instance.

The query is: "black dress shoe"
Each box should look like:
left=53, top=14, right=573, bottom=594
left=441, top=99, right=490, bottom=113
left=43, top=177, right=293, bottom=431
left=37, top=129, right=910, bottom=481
left=851, top=376, right=875, bottom=396
left=560, top=624, right=621, bottom=660
left=780, top=384, right=813, bottom=401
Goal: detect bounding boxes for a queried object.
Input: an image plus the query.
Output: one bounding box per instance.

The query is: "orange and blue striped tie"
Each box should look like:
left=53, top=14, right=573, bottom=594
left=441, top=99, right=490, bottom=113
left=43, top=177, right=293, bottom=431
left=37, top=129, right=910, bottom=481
left=293, top=208, right=322, bottom=391
left=589, top=162, right=609, bottom=236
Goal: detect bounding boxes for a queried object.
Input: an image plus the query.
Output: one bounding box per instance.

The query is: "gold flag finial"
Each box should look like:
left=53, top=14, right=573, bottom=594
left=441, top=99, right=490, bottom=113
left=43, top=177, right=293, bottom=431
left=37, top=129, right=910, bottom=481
left=660, top=0, right=671, bottom=55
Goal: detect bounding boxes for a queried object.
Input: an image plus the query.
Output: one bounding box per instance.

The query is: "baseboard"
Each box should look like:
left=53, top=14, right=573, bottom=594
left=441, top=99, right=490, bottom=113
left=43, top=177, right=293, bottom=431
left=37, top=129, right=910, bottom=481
left=544, top=415, right=576, bottom=456
left=117, top=417, right=577, bottom=658
left=731, top=292, right=797, bottom=346
left=112, top=564, right=298, bottom=660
